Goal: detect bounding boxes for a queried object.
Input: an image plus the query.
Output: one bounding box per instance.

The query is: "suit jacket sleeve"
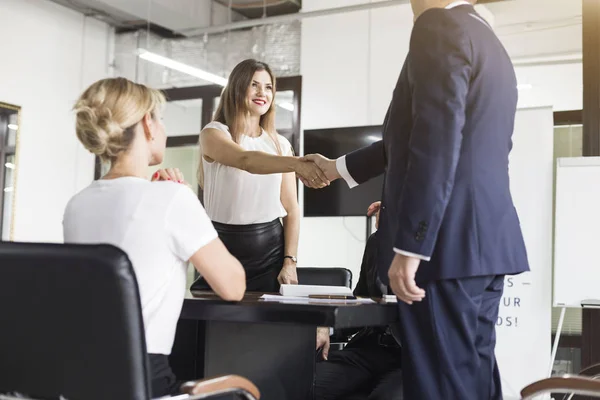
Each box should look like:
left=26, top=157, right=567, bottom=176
left=394, top=10, right=472, bottom=258
left=341, top=140, right=385, bottom=187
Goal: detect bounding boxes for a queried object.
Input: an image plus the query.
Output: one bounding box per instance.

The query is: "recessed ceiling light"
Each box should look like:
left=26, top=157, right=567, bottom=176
left=137, top=49, right=228, bottom=87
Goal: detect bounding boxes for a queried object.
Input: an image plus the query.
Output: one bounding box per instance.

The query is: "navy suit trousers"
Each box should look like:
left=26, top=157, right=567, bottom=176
left=397, top=275, right=505, bottom=400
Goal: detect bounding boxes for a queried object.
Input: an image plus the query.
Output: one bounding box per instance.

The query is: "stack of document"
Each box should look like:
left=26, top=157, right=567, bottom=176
left=261, top=294, right=375, bottom=304
left=258, top=284, right=376, bottom=304
left=279, top=284, right=353, bottom=297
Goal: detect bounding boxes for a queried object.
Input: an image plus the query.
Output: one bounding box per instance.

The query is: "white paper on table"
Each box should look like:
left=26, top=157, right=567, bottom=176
left=260, top=294, right=376, bottom=304
left=279, top=284, right=354, bottom=297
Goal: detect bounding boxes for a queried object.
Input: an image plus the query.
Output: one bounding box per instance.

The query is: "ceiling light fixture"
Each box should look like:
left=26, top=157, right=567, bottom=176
left=7, top=124, right=18, bottom=130
left=136, top=49, right=228, bottom=87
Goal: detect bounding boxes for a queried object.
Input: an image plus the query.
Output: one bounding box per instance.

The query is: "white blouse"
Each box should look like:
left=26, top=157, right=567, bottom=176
left=64, top=178, right=218, bottom=354
left=201, top=121, right=293, bottom=225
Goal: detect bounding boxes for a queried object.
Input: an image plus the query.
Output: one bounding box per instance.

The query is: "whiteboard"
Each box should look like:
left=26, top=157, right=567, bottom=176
left=554, top=156, right=600, bottom=307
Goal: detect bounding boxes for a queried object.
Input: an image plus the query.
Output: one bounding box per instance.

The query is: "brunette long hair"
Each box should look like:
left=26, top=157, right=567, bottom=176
left=199, top=59, right=282, bottom=188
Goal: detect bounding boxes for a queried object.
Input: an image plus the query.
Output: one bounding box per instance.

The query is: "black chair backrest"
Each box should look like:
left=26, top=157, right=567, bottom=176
left=0, top=242, right=151, bottom=400
left=296, top=267, right=352, bottom=288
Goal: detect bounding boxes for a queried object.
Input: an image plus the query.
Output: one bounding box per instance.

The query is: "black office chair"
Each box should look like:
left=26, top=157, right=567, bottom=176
left=297, top=267, right=352, bottom=288
left=296, top=267, right=354, bottom=351
left=0, top=241, right=259, bottom=400
left=553, top=363, right=600, bottom=400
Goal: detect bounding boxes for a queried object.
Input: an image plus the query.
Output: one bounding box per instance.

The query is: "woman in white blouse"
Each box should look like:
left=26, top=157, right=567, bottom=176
left=192, top=59, right=329, bottom=292
left=63, top=77, right=246, bottom=397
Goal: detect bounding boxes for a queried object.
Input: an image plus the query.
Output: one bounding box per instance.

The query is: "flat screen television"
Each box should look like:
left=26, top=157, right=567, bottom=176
left=303, top=125, right=384, bottom=217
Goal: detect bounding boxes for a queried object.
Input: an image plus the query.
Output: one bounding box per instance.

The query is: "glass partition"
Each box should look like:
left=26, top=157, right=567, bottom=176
left=164, top=99, right=202, bottom=137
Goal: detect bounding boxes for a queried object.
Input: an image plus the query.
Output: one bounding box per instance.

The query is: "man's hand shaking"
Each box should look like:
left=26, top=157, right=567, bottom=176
left=300, top=154, right=341, bottom=183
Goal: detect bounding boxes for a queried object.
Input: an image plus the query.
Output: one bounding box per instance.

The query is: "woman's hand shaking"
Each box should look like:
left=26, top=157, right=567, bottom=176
left=294, top=159, right=330, bottom=189
left=300, top=154, right=341, bottom=183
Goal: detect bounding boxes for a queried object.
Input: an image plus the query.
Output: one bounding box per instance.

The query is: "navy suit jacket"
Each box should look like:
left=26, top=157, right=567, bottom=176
left=344, top=5, right=530, bottom=284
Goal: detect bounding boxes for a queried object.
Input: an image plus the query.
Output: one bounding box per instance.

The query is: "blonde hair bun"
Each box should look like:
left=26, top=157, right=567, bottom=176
left=73, top=78, right=165, bottom=162
left=74, top=103, right=125, bottom=160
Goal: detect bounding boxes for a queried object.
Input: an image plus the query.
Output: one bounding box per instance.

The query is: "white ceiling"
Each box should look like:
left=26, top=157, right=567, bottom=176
left=488, top=0, right=582, bottom=59
left=47, top=0, right=246, bottom=32
left=99, top=0, right=214, bottom=31
left=488, top=0, right=580, bottom=27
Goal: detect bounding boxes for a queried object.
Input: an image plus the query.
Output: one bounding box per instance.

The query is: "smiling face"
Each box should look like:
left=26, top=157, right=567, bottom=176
left=245, top=69, right=274, bottom=117
left=212, top=59, right=278, bottom=141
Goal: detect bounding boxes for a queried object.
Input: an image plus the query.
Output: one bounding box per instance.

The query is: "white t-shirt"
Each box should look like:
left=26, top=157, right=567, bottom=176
left=63, top=177, right=217, bottom=355
left=201, top=121, right=293, bottom=225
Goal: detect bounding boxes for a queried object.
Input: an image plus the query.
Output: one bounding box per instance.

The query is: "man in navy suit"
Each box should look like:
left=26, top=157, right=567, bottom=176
left=303, top=1, right=530, bottom=399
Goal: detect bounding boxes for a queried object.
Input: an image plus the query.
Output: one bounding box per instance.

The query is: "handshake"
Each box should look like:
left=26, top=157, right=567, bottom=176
left=295, top=154, right=341, bottom=189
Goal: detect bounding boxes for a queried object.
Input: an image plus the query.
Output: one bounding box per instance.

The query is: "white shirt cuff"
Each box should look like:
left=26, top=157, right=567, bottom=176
left=329, top=327, right=334, bottom=335
left=393, top=247, right=431, bottom=262
left=336, top=156, right=359, bottom=189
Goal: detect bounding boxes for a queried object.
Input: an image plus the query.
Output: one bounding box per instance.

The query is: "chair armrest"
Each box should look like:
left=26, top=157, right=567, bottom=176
left=521, top=375, right=600, bottom=399
left=579, top=363, right=600, bottom=377
left=180, top=375, right=260, bottom=400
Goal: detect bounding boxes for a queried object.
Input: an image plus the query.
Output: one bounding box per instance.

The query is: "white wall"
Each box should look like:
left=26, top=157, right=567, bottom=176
left=515, top=63, right=582, bottom=111
left=163, top=101, right=203, bottom=137
left=300, top=0, right=413, bottom=130
left=298, top=0, right=413, bottom=282
left=0, top=0, right=113, bottom=242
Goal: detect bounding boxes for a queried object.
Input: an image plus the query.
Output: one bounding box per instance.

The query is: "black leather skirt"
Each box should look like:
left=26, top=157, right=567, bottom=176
left=148, top=353, right=181, bottom=397
left=191, top=219, right=284, bottom=293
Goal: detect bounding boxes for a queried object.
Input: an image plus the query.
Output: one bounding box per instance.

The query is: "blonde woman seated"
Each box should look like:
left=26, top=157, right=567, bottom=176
left=62, top=77, right=246, bottom=397
left=193, top=59, right=328, bottom=293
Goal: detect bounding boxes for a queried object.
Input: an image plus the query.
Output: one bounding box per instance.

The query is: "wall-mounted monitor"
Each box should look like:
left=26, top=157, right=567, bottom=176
left=303, top=125, right=383, bottom=217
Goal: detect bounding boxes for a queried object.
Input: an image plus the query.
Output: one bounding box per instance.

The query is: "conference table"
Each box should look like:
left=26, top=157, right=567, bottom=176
left=169, top=291, right=399, bottom=400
